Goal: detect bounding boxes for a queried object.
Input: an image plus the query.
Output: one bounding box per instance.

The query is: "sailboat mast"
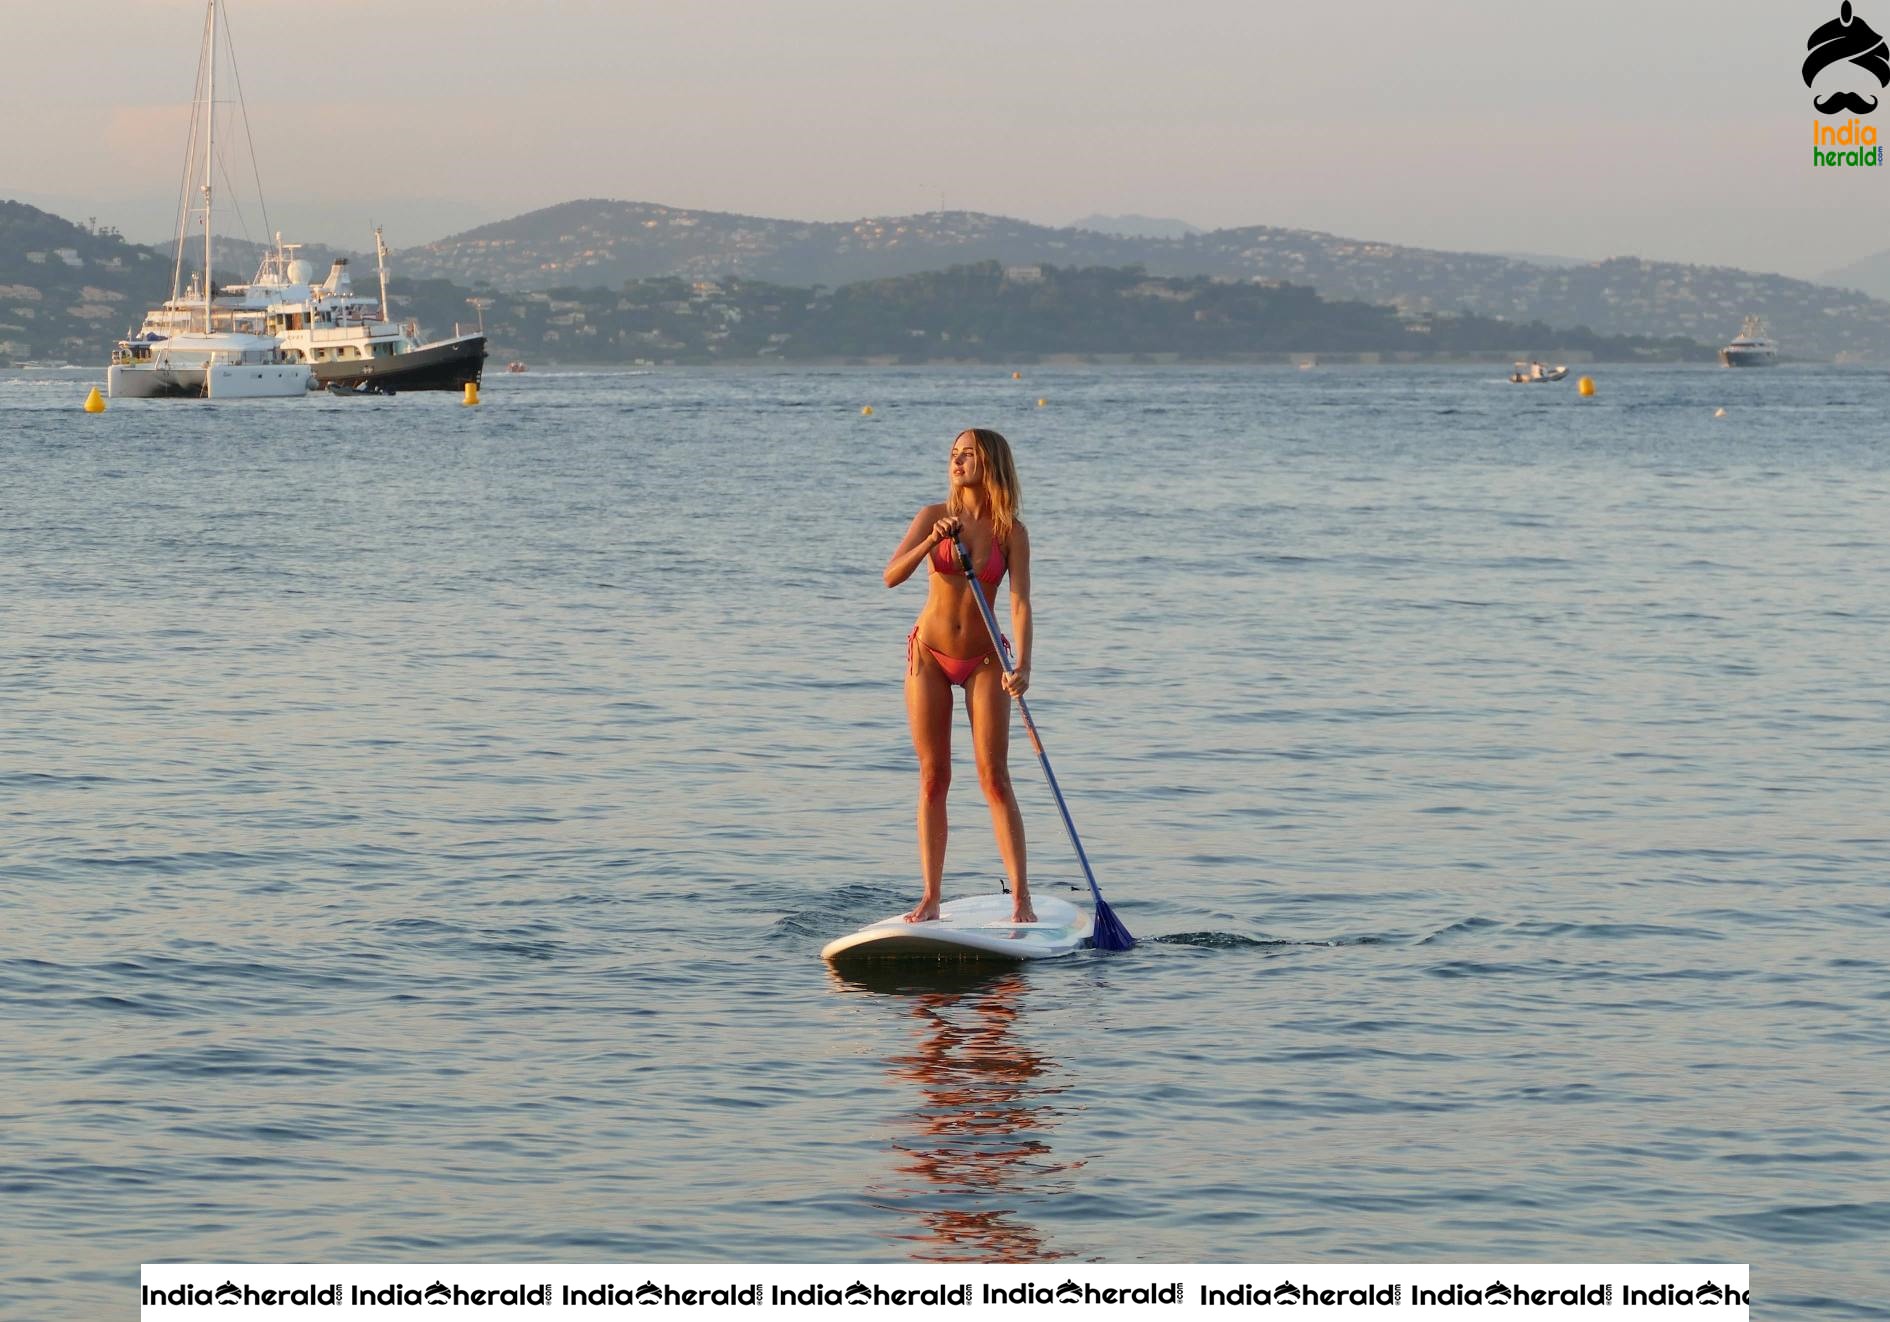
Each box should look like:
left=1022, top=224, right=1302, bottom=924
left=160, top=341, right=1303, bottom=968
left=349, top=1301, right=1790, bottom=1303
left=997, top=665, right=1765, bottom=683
left=202, top=0, right=216, bottom=333
left=376, top=226, right=392, bottom=325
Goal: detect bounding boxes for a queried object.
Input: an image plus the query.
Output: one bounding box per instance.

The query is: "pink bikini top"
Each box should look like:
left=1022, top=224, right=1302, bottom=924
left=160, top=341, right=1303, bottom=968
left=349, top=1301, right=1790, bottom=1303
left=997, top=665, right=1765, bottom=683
left=931, top=536, right=1006, bottom=586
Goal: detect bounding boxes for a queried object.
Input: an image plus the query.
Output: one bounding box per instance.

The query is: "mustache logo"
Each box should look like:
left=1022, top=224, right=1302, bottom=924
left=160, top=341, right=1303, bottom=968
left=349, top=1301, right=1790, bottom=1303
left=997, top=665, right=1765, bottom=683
left=1816, top=89, right=1881, bottom=112
left=1806, top=2, right=1890, bottom=113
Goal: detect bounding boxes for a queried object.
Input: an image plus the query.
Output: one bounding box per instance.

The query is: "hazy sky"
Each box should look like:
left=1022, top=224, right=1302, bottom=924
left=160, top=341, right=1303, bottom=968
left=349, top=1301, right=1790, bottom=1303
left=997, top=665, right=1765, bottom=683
left=2, top=0, right=1882, bottom=279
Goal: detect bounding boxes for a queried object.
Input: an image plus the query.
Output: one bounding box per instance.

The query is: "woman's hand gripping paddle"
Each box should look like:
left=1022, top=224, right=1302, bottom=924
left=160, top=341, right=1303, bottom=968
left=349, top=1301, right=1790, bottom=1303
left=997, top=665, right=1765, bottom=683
left=953, top=533, right=1134, bottom=951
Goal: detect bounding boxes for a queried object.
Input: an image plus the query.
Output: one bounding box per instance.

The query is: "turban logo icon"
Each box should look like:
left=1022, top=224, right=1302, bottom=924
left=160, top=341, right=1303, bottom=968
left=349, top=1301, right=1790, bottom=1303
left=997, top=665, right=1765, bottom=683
left=1805, top=2, right=1890, bottom=114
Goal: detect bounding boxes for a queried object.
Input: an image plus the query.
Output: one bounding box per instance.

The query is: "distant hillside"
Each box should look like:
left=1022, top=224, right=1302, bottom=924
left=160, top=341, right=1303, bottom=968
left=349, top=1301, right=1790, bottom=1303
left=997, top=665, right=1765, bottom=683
left=1071, top=213, right=1203, bottom=239
left=398, top=200, right=1146, bottom=289
left=0, top=200, right=169, bottom=363
left=380, top=261, right=1710, bottom=367
left=1817, top=248, right=1890, bottom=302
left=398, top=199, right=1890, bottom=361
left=0, top=195, right=1711, bottom=364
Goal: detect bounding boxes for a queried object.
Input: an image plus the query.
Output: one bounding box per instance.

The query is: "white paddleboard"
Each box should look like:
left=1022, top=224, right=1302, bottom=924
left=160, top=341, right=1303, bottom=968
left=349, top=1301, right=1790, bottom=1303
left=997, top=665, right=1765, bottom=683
left=821, top=893, right=1092, bottom=964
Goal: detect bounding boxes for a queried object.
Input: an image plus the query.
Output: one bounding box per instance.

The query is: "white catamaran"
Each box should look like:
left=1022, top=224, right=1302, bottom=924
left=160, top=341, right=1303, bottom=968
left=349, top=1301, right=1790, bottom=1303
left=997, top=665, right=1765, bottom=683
left=107, top=1, right=310, bottom=399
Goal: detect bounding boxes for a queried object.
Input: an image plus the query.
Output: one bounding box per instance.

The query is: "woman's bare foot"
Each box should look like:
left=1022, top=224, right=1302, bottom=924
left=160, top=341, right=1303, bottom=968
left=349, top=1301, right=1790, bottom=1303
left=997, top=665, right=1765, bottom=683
left=1011, top=893, right=1036, bottom=924
left=904, top=896, right=941, bottom=923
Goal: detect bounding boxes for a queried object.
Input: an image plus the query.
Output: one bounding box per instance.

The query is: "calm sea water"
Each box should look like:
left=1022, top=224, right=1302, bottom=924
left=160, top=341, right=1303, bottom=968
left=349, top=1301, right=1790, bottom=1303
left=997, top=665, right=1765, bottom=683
left=2, top=364, right=1885, bottom=1317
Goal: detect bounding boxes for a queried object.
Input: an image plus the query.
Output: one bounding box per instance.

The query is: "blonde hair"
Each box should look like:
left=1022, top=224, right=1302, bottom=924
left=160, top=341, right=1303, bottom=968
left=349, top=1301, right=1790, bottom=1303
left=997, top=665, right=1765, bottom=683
left=945, top=427, right=1020, bottom=546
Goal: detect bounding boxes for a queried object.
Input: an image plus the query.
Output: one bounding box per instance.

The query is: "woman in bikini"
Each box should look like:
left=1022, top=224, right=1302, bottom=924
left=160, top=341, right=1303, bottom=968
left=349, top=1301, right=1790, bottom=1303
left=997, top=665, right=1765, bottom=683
left=883, top=428, right=1035, bottom=926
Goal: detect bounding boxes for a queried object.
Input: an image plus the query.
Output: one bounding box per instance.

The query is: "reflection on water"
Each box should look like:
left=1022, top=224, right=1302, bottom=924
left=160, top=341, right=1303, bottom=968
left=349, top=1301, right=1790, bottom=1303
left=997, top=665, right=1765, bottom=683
left=834, top=965, right=1080, bottom=1262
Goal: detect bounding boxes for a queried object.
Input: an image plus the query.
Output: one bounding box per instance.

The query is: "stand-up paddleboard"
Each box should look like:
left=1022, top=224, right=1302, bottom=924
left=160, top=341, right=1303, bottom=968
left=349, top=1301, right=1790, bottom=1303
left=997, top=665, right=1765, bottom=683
left=821, top=893, right=1092, bottom=964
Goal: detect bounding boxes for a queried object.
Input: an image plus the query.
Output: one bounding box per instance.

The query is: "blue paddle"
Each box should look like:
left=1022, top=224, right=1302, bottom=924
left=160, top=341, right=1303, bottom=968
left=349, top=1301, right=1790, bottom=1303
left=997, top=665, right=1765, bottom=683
left=953, top=533, right=1134, bottom=951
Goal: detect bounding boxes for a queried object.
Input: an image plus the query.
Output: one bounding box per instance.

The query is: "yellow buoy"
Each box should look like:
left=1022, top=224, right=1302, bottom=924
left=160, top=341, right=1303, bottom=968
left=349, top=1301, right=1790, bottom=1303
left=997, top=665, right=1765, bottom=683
left=1036, top=398, right=1047, bottom=407
left=1011, top=371, right=1022, bottom=380
left=83, top=386, right=106, bottom=413
left=463, top=381, right=480, bottom=406
left=1577, top=376, right=1596, bottom=397
left=861, top=405, right=873, bottom=416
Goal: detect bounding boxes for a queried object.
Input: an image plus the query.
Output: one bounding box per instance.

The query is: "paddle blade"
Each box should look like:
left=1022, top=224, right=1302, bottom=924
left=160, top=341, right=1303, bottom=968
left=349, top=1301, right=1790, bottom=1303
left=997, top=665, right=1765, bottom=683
left=1091, top=899, right=1136, bottom=952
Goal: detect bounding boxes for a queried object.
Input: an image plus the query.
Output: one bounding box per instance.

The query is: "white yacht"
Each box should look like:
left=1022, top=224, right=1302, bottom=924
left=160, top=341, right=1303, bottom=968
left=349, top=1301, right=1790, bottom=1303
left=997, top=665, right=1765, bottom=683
left=106, top=0, right=309, bottom=399
left=222, top=231, right=486, bottom=394
left=1718, top=316, right=1778, bottom=368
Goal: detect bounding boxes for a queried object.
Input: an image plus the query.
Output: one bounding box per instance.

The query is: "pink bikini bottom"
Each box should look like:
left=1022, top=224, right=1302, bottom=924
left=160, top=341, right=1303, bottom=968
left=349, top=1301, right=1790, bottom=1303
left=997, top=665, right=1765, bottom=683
left=907, top=626, right=1009, bottom=687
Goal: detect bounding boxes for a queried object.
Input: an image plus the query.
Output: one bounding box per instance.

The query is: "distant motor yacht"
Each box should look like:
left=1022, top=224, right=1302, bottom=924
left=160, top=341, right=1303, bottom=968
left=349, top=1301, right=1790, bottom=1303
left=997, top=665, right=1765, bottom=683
left=227, top=231, right=486, bottom=394
left=1719, top=316, right=1778, bottom=367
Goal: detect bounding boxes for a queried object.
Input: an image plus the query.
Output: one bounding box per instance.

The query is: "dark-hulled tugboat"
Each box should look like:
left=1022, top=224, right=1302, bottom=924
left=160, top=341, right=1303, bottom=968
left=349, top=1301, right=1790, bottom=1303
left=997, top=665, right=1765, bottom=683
left=229, top=229, right=485, bottom=393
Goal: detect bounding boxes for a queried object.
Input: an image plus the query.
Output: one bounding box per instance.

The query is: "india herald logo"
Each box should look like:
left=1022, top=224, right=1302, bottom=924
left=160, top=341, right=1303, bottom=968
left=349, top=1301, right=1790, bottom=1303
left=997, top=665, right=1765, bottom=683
left=1806, top=2, right=1890, bottom=113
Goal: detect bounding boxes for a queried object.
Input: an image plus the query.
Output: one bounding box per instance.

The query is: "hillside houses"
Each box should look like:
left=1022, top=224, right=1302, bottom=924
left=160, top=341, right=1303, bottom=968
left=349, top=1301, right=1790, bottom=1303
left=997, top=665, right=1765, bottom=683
left=370, top=261, right=1707, bottom=368
left=9, top=191, right=1890, bottom=363
left=393, top=199, right=1890, bottom=361
left=0, top=200, right=171, bottom=362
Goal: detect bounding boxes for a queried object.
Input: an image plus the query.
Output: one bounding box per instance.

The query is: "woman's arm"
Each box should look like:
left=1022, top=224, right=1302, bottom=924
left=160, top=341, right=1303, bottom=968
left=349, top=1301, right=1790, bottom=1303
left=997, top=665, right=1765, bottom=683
left=1004, top=522, right=1032, bottom=697
left=884, top=504, right=953, bottom=588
